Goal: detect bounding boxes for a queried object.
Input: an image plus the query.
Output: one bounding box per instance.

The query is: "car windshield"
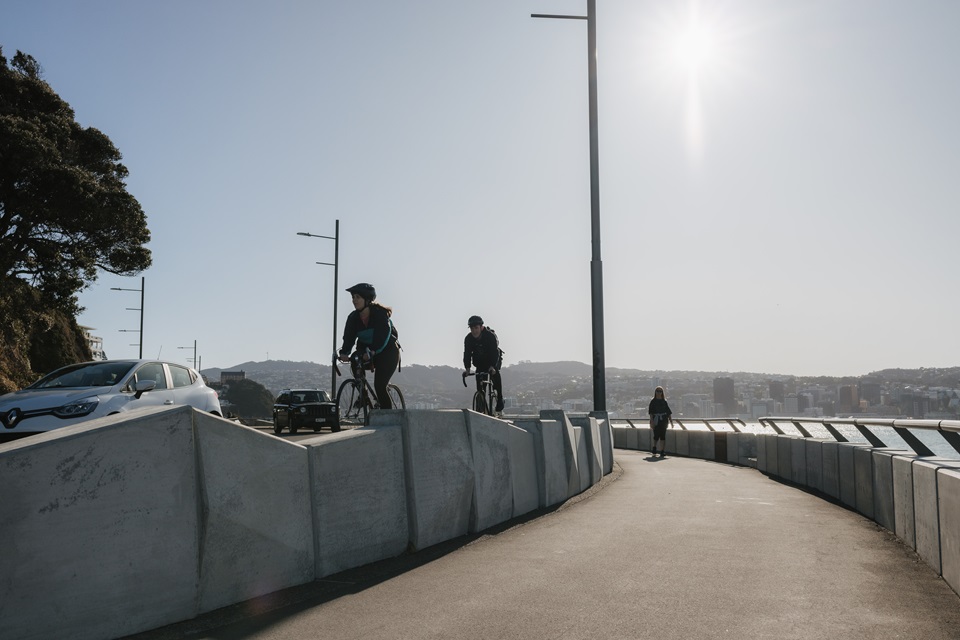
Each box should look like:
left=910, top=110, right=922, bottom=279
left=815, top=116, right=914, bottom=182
left=294, top=391, right=329, bottom=403
left=28, top=362, right=137, bottom=389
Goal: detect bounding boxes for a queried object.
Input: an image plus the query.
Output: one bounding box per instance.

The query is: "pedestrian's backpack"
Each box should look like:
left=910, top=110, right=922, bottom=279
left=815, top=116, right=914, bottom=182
left=486, top=327, right=504, bottom=368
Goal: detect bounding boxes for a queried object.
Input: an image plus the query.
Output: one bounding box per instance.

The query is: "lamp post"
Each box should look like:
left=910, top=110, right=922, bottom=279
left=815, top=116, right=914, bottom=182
left=111, top=276, right=145, bottom=359
left=297, top=220, right=340, bottom=402
left=178, top=340, right=197, bottom=370
left=532, top=1, right=606, bottom=411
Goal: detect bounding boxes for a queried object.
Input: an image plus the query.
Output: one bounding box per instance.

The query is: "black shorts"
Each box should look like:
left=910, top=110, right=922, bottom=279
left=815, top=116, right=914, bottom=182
left=653, top=418, right=669, bottom=440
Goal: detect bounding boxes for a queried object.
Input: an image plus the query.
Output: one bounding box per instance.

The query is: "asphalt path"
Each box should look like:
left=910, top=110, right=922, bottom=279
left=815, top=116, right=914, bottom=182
left=128, top=450, right=960, bottom=640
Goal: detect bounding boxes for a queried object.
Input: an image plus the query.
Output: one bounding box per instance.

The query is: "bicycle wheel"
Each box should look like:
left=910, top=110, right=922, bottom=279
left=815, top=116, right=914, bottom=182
left=472, top=390, right=487, bottom=414
left=387, top=384, right=405, bottom=410
left=336, top=379, right=365, bottom=425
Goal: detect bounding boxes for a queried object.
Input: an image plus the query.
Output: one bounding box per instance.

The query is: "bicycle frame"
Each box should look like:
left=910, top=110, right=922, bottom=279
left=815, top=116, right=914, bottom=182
left=463, top=371, right=498, bottom=417
left=335, top=352, right=405, bottom=425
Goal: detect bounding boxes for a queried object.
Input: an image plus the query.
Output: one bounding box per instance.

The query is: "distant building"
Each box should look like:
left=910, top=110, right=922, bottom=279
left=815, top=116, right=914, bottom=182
left=221, top=371, right=246, bottom=385
left=769, top=380, right=785, bottom=403
left=858, top=380, right=882, bottom=406
left=838, top=385, right=859, bottom=414
left=79, top=326, right=106, bottom=360
left=713, top=377, right=736, bottom=416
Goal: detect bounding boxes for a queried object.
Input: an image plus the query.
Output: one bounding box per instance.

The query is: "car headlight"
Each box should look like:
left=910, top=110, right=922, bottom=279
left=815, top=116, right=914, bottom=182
left=298, top=407, right=307, bottom=414
left=53, top=396, right=100, bottom=419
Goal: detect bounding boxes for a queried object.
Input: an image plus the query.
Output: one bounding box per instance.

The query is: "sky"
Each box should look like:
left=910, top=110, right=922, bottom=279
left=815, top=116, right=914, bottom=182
left=3, top=0, right=959, bottom=378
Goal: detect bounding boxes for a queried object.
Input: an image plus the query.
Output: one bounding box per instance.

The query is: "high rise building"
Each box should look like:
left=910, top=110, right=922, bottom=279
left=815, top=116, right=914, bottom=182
left=769, top=380, right=785, bottom=403
left=714, top=377, right=736, bottom=416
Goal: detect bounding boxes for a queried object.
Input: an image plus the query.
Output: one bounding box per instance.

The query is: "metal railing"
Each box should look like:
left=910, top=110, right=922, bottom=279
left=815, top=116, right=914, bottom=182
left=758, top=416, right=960, bottom=457
left=612, top=417, right=749, bottom=433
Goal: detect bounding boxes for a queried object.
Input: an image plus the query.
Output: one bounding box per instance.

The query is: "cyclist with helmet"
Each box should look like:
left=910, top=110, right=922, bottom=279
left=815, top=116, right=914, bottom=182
left=338, top=283, right=400, bottom=409
left=463, top=315, right=505, bottom=414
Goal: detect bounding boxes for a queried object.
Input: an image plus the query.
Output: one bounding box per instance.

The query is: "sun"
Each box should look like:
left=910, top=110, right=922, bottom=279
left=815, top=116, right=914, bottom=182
left=674, top=22, right=717, bottom=75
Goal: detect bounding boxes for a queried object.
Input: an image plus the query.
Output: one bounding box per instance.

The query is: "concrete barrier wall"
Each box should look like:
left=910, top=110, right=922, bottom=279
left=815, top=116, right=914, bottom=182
left=892, top=455, right=920, bottom=549
left=569, top=416, right=602, bottom=486
left=1, top=406, right=613, bottom=639
left=940, top=469, right=960, bottom=596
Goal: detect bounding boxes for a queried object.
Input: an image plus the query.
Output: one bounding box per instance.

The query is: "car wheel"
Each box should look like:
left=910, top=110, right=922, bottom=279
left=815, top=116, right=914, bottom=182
left=273, top=420, right=283, bottom=435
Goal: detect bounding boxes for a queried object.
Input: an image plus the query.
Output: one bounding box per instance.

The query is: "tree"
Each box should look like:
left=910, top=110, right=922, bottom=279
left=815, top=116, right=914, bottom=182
left=222, top=378, right=275, bottom=419
left=0, top=47, right=151, bottom=315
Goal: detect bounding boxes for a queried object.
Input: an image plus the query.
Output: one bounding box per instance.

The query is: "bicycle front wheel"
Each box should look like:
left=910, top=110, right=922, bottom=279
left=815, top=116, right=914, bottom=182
left=488, top=390, right=499, bottom=417
left=386, top=385, right=405, bottom=411
left=472, top=390, right=487, bottom=414
left=336, top=379, right=365, bottom=426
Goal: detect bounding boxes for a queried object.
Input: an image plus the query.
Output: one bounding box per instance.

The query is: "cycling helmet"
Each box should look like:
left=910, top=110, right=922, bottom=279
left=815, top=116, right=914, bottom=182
left=346, top=283, right=376, bottom=301
left=468, top=315, right=484, bottom=327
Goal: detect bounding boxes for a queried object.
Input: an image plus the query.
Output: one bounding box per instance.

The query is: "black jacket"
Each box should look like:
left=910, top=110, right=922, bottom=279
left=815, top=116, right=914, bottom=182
left=463, top=328, right=502, bottom=371
left=340, top=305, right=397, bottom=357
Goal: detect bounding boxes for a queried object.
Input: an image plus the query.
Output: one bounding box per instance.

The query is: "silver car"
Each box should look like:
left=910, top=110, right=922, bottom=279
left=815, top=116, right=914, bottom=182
left=0, top=359, right=222, bottom=441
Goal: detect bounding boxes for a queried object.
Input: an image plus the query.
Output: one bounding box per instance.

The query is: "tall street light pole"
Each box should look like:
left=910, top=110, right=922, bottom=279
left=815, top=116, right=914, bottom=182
left=533, top=1, right=606, bottom=411
left=111, top=276, right=145, bottom=359
left=297, top=221, right=340, bottom=402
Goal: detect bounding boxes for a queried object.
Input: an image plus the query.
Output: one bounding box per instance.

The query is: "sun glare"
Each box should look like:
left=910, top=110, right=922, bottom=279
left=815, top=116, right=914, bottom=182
left=674, top=23, right=716, bottom=75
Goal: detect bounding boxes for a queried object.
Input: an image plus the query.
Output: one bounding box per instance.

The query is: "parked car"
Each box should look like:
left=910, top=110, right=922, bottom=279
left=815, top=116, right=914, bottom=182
left=272, top=388, right=338, bottom=435
left=0, top=359, right=222, bottom=441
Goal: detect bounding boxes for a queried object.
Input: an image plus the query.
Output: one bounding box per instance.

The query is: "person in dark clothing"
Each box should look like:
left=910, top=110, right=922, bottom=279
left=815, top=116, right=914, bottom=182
left=648, top=386, right=673, bottom=458
left=463, top=315, right=504, bottom=414
left=338, top=283, right=400, bottom=409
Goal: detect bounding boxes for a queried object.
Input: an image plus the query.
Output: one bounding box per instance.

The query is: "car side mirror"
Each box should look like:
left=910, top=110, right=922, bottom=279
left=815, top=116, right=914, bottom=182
left=134, top=379, right=157, bottom=399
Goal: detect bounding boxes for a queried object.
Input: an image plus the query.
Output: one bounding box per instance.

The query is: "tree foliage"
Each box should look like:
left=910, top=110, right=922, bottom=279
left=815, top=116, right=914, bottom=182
left=0, top=47, right=151, bottom=315
left=222, top=378, right=275, bottom=419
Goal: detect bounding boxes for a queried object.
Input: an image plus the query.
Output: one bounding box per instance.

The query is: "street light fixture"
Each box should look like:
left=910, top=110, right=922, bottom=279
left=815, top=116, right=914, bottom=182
left=297, top=221, right=340, bottom=402
left=533, top=1, right=607, bottom=412
left=110, top=276, right=145, bottom=359
left=178, top=340, right=197, bottom=370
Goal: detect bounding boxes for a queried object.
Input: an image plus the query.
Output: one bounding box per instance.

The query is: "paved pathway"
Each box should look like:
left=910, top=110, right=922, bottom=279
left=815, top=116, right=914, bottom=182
left=129, top=450, right=960, bottom=639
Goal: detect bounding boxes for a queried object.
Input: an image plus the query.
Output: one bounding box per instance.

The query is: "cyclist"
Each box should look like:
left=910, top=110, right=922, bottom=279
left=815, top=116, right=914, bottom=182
left=338, top=283, right=400, bottom=409
left=463, top=315, right=504, bottom=415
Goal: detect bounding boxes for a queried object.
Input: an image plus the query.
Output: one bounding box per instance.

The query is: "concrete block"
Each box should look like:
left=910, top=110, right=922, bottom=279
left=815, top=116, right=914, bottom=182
left=195, top=414, right=314, bottom=613
left=589, top=411, right=614, bottom=475
left=853, top=446, right=875, bottom=520
left=777, top=436, right=793, bottom=482
left=637, top=428, right=651, bottom=452
left=870, top=449, right=910, bottom=534
left=513, top=419, right=568, bottom=507
left=464, top=411, right=515, bottom=532
left=790, top=437, right=807, bottom=487
left=506, top=421, right=540, bottom=517
left=726, top=432, right=741, bottom=465
left=372, top=410, right=474, bottom=551
left=821, top=441, right=841, bottom=500
left=756, top=434, right=769, bottom=473
left=624, top=427, right=640, bottom=451
left=913, top=458, right=960, bottom=575
left=569, top=416, right=602, bottom=485
left=613, top=426, right=627, bottom=449
left=839, top=443, right=871, bottom=509
left=687, top=430, right=715, bottom=460
left=892, top=454, right=920, bottom=549
left=738, top=432, right=758, bottom=467
left=804, top=440, right=824, bottom=492
left=573, top=426, right=590, bottom=492
left=938, top=468, right=960, bottom=596
left=0, top=407, right=199, bottom=640
left=540, top=410, right=581, bottom=498
left=308, top=424, right=408, bottom=578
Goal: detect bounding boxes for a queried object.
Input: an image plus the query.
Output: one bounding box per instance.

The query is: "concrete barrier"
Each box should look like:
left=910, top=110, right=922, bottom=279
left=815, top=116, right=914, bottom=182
left=307, top=424, right=408, bottom=579
left=613, top=425, right=627, bottom=449
left=756, top=433, right=770, bottom=473
left=687, top=430, right=715, bottom=460
left=804, top=439, right=825, bottom=493
left=195, top=413, right=314, bottom=613
left=869, top=449, right=910, bottom=534
left=838, top=443, right=871, bottom=509
left=513, top=418, right=570, bottom=508
left=540, top=410, right=582, bottom=497
left=573, top=425, right=590, bottom=492
left=589, top=411, right=614, bottom=475
left=0, top=408, right=201, bottom=640
left=939, top=468, right=960, bottom=596
left=853, top=446, right=875, bottom=520
left=569, top=416, right=602, bottom=486
left=506, top=420, right=540, bottom=517
left=371, top=410, right=474, bottom=552
left=913, top=458, right=960, bottom=575
left=777, top=436, right=793, bottom=483
left=821, top=441, right=841, bottom=500
left=790, top=437, right=807, bottom=487
left=892, top=454, right=921, bottom=549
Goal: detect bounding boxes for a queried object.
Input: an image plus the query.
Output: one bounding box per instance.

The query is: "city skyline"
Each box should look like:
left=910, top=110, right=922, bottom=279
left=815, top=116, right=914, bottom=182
left=3, top=1, right=959, bottom=377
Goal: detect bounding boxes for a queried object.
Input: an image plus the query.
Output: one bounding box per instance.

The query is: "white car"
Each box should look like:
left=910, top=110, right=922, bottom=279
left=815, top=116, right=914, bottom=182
left=0, top=359, right=222, bottom=441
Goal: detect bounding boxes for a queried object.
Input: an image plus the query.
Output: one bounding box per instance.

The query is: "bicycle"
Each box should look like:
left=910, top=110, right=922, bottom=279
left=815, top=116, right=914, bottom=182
left=463, top=371, right=499, bottom=417
left=334, top=351, right=405, bottom=426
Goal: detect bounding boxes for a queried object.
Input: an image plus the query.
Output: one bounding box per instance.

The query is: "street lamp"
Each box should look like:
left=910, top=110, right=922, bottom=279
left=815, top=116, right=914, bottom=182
left=111, top=276, right=145, bottom=359
left=297, top=220, right=340, bottom=401
left=178, top=340, right=197, bottom=370
left=533, top=1, right=607, bottom=412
